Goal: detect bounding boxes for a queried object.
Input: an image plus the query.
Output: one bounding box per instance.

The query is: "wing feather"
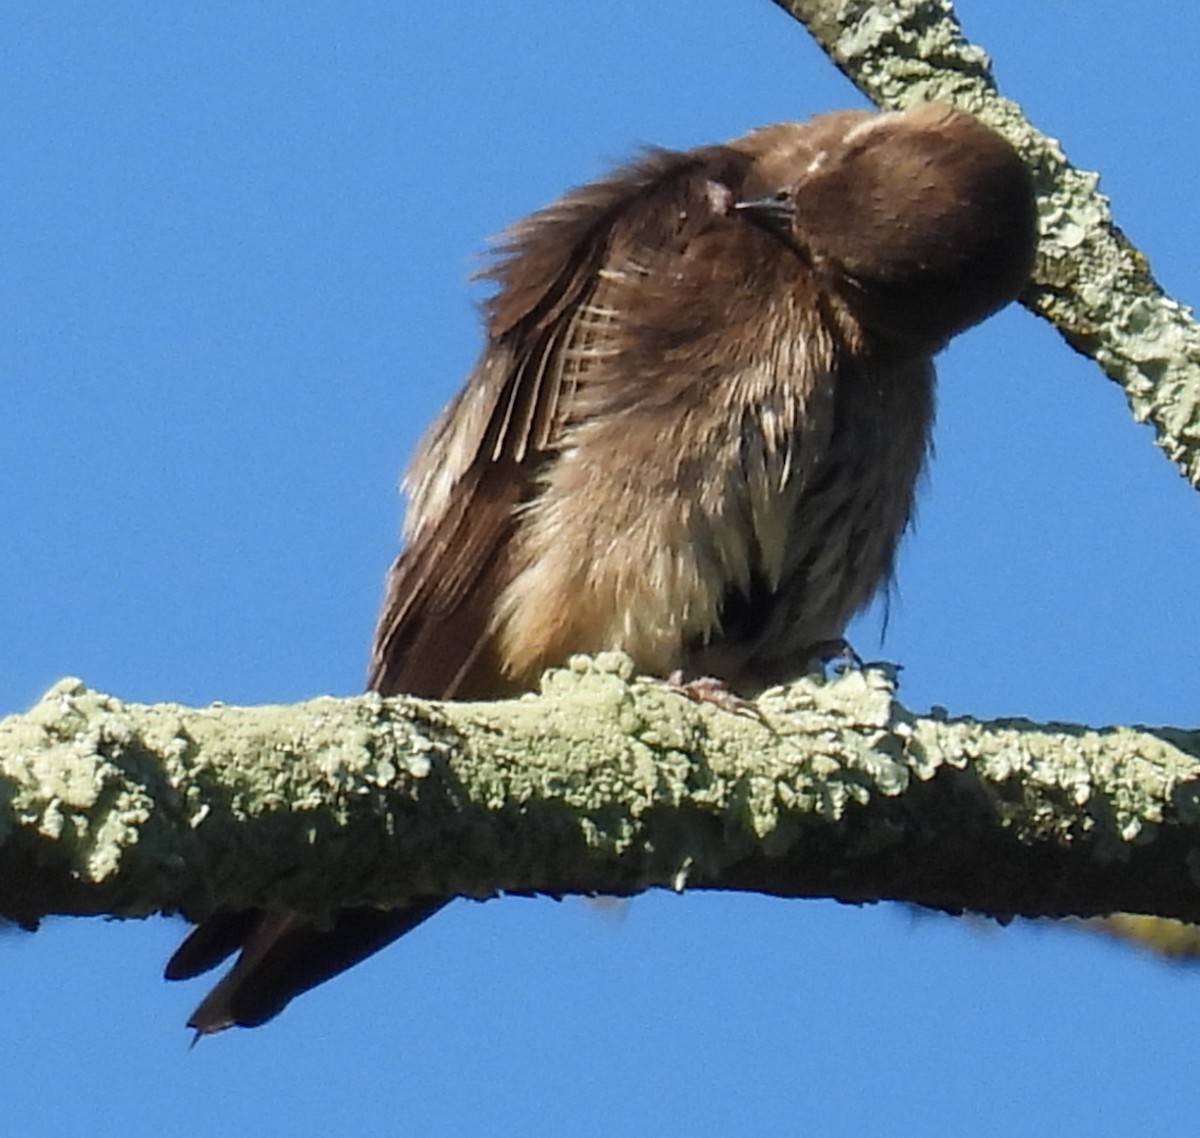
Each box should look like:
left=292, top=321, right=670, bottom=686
left=368, top=145, right=756, bottom=698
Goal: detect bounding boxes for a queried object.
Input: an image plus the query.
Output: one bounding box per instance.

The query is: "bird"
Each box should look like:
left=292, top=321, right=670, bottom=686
left=165, top=103, right=1039, bottom=1032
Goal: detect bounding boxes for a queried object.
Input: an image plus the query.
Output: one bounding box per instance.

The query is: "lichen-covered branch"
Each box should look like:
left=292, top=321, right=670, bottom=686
left=3, top=654, right=1200, bottom=931
left=771, top=0, right=1200, bottom=488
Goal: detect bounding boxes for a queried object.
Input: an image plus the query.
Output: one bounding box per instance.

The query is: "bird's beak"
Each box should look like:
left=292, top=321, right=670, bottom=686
left=734, top=191, right=793, bottom=238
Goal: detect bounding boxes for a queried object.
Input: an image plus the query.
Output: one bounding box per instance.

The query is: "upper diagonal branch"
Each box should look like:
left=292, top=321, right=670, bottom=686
left=772, top=0, right=1200, bottom=487
left=2, top=654, right=1199, bottom=930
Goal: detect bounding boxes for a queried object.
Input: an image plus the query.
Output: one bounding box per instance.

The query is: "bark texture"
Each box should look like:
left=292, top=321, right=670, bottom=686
left=4, top=656, right=1200, bottom=931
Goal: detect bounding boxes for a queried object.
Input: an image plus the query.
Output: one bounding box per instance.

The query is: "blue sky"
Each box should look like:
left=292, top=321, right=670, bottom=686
left=4, top=3, right=1200, bottom=1135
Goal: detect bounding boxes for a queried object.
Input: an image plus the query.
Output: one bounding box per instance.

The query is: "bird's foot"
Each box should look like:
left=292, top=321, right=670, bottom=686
left=664, top=671, right=767, bottom=723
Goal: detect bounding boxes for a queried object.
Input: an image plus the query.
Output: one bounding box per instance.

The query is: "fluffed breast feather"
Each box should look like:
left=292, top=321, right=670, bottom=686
left=371, top=142, right=839, bottom=698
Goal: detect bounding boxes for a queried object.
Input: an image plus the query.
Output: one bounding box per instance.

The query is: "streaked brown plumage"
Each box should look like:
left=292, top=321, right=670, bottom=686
left=166, top=103, right=1038, bottom=1032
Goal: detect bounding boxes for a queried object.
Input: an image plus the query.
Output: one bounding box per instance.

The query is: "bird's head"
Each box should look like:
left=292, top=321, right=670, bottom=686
left=733, top=105, right=1038, bottom=350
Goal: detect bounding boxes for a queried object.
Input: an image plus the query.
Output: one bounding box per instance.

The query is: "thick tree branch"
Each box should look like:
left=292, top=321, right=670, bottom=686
left=771, top=0, right=1200, bottom=488
left=3, top=654, right=1200, bottom=931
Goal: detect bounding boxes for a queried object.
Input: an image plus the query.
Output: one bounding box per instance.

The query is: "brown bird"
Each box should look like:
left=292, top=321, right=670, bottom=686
left=165, top=103, right=1038, bottom=1032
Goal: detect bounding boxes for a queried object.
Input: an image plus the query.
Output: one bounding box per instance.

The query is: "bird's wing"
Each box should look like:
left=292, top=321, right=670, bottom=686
left=366, top=145, right=756, bottom=698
